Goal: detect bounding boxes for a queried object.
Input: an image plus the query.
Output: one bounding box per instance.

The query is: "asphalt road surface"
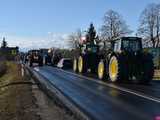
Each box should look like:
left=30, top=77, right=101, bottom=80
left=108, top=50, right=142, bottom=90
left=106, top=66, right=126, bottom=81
left=33, top=66, right=160, bottom=120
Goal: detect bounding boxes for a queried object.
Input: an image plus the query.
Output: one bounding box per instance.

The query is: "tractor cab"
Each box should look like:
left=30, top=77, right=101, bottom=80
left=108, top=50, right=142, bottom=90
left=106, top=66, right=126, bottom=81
left=112, top=37, right=142, bottom=53
left=79, top=41, right=99, bottom=54
left=121, top=37, right=142, bottom=52
left=107, top=37, right=154, bottom=83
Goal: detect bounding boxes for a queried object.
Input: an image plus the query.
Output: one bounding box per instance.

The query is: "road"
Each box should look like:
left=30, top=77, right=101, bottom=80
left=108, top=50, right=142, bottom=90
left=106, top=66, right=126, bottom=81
left=32, top=66, right=160, bottom=120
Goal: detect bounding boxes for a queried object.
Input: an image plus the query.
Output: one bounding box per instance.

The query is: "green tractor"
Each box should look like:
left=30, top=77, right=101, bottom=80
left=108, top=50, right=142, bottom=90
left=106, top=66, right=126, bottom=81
left=28, top=50, right=43, bottom=67
left=73, top=23, right=100, bottom=74
left=73, top=43, right=99, bottom=73
left=97, top=37, right=154, bottom=84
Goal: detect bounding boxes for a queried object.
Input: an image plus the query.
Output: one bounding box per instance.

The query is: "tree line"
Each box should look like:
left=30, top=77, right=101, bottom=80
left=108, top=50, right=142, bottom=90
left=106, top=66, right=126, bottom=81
left=68, top=2, right=160, bottom=49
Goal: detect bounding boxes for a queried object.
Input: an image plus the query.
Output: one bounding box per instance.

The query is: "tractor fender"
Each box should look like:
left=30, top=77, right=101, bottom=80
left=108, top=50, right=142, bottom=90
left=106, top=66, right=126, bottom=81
left=108, top=52, right=121, bottom=61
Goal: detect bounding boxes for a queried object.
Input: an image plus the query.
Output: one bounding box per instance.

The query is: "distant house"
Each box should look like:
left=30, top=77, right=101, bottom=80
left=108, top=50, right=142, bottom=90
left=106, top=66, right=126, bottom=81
left=0, top=46, right=19, bottom=60
left=0, top=46, right=19, bottom=56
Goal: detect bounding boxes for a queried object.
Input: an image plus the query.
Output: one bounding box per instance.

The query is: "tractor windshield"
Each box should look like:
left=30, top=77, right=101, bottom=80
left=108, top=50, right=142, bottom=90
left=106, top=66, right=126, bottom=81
left=122, top=38, right=141, bottom=52
left=86, top=45, right=98, bottom=53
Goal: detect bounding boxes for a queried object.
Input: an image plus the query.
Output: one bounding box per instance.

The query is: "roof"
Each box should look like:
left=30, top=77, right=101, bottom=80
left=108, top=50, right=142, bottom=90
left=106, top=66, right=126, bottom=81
left=111, top=37, right=142, bottom=42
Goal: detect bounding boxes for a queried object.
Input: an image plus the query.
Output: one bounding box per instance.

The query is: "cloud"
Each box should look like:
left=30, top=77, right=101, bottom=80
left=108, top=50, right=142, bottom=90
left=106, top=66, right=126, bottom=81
left=0, top=33, right=69, bottom=51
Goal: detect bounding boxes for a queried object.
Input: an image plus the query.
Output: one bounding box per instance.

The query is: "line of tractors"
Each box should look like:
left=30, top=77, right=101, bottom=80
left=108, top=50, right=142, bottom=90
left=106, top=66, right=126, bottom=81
left=24, top=23, right=154, bottom=84
left=72, top=23, right=154, bottom=84
left=24, top=48, right=63, bottom=67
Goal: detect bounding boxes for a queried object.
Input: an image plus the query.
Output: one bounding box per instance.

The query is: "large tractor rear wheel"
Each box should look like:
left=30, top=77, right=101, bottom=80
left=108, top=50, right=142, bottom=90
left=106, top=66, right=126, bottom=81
left=98, top=60, right=105, bottom=80
left=137, top=54, right=154, bottom=84
left=39, top=62, right=43, bottom=66
left=78, top=56, right=87, bottom=73
left=109, top=55, right=128, bottom=82
left=73, top=58, right=78, bottom=72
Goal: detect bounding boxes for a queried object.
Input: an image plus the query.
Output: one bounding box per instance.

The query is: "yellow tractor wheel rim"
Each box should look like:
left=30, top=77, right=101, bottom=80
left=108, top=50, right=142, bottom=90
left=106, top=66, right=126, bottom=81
left=73, top=59, right=77, bottom=71
left=98, top=61, right=104, bottom=79
left=78, top=56, right=83, bottom=73
left=109, top=57, right=118, bottom=82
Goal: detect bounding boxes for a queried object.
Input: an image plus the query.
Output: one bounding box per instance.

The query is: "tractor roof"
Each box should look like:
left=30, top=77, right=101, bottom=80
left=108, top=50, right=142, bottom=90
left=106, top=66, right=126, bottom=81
left=112, top=37, right=142, bottom=42
left=28, top=50, right=40, bottom=53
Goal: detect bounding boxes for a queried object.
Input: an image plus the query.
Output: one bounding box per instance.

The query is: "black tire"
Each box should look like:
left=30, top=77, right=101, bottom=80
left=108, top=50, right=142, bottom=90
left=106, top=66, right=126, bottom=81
left=78, top=56, right=87, bottom=73
left=43, top=57, right=47, bottom=65
left=138, top=54, right=154, bottom=84
left=29, top=61, right=33, bottom=67
left=109, top=55, right=128, bottom=82
left=39, top=63, right=43, bottom=66
left=39, top=60, right=43, bottom=66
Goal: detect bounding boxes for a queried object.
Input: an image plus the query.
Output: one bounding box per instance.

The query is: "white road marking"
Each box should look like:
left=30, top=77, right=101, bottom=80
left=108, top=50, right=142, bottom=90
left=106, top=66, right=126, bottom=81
left=54, top=68, right=160, bottom=104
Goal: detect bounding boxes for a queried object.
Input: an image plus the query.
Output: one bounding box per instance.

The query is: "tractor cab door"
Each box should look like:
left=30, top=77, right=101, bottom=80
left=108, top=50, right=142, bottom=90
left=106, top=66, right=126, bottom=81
left=112, top=39, right=121, bottom=53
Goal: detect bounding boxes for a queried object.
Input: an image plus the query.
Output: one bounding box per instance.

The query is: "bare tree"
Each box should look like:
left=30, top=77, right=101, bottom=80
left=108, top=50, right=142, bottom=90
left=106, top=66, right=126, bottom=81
left=100, top=10, right=132, bottom=42
left=155, top=4, right=160, bottom=47
left=1, top=37, right=7, bottom=48
left=138, top=3, right=160, bottom=48
left=67, top=29, right=82, bottom=49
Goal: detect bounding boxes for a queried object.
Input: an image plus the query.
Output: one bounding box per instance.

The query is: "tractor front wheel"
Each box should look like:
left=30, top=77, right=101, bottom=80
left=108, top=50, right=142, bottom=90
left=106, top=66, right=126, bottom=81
left=98, top=60, right=105, bottom=80
left=39, top=61, right=43, bottom=66
left=73, top=58, right=78, bottom=72
left=78, top=56, right=87, bottom=73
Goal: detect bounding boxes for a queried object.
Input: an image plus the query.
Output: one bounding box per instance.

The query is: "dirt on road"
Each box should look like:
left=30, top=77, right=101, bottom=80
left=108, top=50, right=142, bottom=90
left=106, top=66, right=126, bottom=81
left=0, top=62, right=76, bottom=120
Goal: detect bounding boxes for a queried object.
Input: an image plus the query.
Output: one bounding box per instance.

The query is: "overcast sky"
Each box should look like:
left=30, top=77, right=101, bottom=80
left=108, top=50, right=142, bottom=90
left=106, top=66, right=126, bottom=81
left=0, top=0, right=159, bottom=51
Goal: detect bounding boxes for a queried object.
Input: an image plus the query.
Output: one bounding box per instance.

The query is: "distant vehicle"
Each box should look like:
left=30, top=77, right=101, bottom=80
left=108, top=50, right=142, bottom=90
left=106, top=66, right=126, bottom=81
left=57, top=58, right=72, bottom=69
left=48, top=48, right=63, bottom=66
left=24, top=53, right=29, bottom=64
left=73, top=24, right=154, bottom=84
left=28, top=50, right=43, bottom=67
left=40, top=49, right=51, bottom=65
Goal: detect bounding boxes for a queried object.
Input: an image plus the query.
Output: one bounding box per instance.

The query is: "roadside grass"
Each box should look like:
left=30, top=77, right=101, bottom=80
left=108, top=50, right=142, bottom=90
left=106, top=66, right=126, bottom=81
left=0, top=62, right=76, bottom=120
left=0, top=61, right=21, bottom=87
left=0, top=61, right=42, bottom=120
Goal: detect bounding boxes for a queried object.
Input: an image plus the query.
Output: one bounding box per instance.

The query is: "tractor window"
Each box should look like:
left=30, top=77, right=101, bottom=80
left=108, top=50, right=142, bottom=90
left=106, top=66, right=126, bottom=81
left=91, top=47, right=97, bottom=53
left=114, top=40, right=121, bottom=52
left=99, top=42, right=105, bottom=51
left=122, top=40, right=141, bottom=52
left=86, top=45, right=98, bottom=53
left=81, top=45, right=86, bottom=54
